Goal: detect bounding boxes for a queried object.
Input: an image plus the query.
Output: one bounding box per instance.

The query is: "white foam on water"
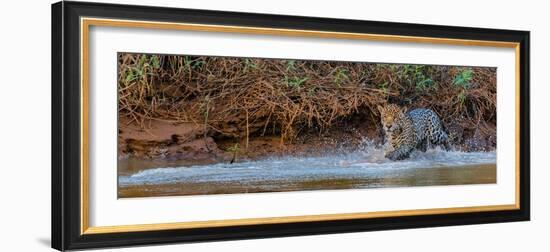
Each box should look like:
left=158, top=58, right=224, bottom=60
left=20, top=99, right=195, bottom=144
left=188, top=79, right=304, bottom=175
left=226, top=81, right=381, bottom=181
left=118, top=145, right=496, bottom=186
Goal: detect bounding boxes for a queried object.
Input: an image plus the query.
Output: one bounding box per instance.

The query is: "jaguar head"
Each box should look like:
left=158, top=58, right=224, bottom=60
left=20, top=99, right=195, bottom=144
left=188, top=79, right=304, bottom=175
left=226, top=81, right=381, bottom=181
left=377, top=104, right=407, bottom=133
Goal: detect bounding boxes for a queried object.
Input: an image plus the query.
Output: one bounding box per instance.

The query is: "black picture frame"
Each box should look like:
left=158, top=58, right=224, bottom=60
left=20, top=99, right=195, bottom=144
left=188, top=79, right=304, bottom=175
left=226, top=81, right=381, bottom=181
left=52, top=1, right=530, bottom=251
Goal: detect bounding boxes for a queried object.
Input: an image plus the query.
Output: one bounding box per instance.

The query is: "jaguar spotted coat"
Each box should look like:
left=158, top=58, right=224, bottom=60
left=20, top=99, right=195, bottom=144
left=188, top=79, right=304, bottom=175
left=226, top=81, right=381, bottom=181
left=377, top=104, right=450, bottom=160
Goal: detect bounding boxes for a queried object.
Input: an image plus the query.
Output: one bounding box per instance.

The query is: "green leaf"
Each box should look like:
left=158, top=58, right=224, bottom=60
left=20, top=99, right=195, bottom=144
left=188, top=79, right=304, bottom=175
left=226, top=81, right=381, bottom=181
left=125, top=72, right=135, bottom=82
left=286, top=60, right=296, bottom=71
left=150, top=55, right=160, bottom=68
left=453, top=69, right=473, bottom=88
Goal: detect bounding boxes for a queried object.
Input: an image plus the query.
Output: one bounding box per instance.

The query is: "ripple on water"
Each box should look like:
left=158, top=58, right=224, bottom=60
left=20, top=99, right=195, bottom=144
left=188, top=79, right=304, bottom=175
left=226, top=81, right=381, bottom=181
left=118, top=148, right=496, bottom=186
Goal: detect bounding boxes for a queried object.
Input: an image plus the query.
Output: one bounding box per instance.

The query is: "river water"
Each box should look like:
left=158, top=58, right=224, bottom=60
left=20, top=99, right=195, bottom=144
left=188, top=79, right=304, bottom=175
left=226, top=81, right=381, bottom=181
left=118, top=144, right=496, bottom=198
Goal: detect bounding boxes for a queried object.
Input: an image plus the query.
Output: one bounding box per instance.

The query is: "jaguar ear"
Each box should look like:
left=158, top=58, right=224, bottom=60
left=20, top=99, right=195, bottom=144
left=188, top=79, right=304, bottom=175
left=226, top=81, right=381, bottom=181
left=377, top=105, right=385, bottom=114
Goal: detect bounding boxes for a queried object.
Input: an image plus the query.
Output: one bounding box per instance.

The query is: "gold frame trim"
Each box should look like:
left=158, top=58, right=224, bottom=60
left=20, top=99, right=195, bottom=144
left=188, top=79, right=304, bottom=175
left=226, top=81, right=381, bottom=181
left=80, top=17, right=522, bottom=235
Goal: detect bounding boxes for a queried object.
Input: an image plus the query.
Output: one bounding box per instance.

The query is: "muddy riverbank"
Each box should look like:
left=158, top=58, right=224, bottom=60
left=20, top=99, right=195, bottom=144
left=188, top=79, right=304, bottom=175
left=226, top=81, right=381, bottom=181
left=118, top=116, right=496, bottom=168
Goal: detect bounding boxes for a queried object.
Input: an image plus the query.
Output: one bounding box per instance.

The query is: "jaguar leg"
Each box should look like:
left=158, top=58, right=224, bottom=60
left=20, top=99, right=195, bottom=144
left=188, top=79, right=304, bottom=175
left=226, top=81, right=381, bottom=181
left=385, top=145, right=412, bottom=160
left=418, top=138, right=428, bottom=152
left=435, top=131, right=451, bottom=151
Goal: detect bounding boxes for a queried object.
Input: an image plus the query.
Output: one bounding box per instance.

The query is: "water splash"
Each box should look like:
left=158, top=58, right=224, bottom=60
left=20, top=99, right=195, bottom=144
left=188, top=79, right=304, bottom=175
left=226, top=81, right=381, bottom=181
left=119, top=140, right=496, bottom=186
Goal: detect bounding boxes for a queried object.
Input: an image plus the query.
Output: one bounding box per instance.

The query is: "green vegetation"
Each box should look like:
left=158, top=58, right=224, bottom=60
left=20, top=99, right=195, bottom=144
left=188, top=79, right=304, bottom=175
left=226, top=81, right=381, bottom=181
left=242, top=58, right=258, bottom=73
left=118, top=54, right=496, bottom=144
left=283, top=76, right=308, bottom=89
left=333, top=67, right=349, bottom=87
left=122, top=54, right=160, bottom=84
left=285, top=60, right=297, bottom=72
left=453, top=68, right=473, bottom=88
left=226, top=143, right=241, bottom=164
left=453, top=68, right=474, bottom=106
left=183, top=56, right=205, bottom=71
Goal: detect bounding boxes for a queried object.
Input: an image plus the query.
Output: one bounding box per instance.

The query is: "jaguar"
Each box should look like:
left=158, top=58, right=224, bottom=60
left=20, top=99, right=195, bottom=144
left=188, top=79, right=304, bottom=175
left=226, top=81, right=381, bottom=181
left=377, top=104, right=450, bottom=160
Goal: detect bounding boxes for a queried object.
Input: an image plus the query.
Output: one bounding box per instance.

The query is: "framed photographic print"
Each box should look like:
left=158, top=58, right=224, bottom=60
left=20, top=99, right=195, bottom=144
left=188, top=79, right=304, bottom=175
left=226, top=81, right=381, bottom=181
left=51, top=1, right=530, bottom=250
